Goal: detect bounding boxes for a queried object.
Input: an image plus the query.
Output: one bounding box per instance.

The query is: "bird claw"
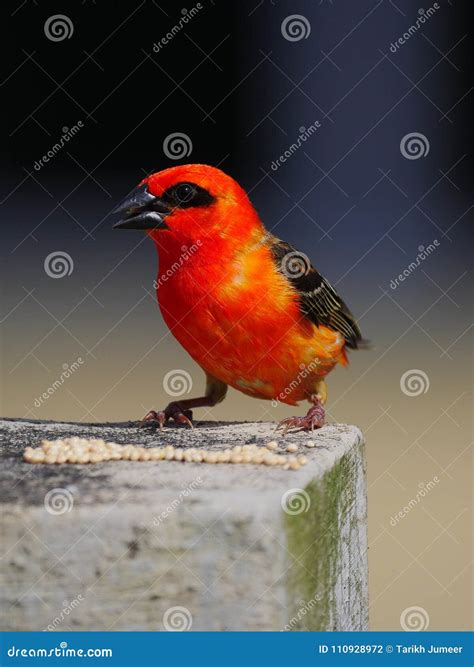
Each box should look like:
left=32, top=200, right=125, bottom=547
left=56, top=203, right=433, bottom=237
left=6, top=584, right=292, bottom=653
left=276, top=401, right=325, bottom=434
left=139, top=410, right=161, bottom=428
left=139, top=405, right=194, bottom=429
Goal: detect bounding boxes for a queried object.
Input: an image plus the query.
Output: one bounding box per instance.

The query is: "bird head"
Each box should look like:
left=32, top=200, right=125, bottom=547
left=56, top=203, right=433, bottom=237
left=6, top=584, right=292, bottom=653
left=113, top=164, right=263, bottom=249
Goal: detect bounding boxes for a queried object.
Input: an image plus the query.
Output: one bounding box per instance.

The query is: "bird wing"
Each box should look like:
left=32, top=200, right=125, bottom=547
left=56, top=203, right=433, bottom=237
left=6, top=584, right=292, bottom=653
left=268, top=238, right=364, bottom=350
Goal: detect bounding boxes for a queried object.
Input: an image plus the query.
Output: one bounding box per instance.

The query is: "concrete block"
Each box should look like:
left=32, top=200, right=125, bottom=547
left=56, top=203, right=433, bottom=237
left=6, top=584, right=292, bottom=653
left=0, top=419, right=368, bottom=631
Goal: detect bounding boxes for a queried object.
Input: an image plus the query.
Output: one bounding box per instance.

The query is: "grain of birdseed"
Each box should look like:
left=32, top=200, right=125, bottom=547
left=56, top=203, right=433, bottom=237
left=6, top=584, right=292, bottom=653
left=22, top=437, right=308, bottom=470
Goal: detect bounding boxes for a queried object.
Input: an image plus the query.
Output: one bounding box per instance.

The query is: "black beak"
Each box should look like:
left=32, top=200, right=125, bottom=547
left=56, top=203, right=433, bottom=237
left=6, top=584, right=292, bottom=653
left=112, top=184, right=171, bottom=230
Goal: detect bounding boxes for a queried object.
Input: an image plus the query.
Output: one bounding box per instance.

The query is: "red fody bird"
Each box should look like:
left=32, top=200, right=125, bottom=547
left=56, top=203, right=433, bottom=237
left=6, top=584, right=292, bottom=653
left=113, top=164, right=366, bottom=432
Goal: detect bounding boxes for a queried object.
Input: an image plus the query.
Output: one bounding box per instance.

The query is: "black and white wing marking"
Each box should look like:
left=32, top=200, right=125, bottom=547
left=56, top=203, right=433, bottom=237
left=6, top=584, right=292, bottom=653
left=270, top=239, right=364, bottom=350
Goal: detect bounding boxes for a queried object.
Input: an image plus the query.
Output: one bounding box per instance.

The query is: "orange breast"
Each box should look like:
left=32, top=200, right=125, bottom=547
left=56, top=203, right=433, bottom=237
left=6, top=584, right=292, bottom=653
left=156, top=243, right=345, bottom=404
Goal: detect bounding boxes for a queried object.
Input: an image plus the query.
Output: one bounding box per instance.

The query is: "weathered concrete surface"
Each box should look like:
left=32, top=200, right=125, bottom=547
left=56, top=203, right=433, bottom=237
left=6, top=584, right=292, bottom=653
left=0, top=418, right=368, bottom=631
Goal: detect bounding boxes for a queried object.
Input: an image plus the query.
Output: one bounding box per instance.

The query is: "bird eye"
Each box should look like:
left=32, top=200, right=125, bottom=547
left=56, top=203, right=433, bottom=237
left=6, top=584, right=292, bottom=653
left=174, top=183, right=195, bottom=203
left=161, top=181, right=215, bottom=209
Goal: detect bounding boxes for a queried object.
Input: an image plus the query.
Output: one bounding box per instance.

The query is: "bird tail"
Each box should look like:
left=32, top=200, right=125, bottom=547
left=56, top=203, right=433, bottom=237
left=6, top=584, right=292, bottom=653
left=355, top=338, right=372, bottom=350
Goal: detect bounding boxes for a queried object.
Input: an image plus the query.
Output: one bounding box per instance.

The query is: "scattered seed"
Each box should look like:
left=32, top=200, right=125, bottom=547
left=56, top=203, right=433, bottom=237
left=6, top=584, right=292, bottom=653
left=35, top=451, right=46, bottom=463
left=23, top=437, right=310, bottom=470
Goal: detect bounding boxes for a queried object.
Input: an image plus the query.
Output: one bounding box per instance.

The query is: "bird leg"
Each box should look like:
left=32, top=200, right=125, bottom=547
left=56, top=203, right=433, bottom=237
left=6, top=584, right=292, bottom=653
left=276, top=393, right=325, bottom=434
left=140, top=374, right=227, bottom=429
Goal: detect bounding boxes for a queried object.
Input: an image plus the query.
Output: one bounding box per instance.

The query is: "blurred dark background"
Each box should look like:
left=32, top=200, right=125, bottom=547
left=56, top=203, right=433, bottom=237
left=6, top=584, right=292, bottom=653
left=1, top=0, right=472, bottom=630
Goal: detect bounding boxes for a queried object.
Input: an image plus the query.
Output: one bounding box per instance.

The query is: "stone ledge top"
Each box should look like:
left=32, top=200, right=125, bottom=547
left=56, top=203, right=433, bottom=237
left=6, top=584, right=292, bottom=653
left=0, top=419, right=363, bottom=511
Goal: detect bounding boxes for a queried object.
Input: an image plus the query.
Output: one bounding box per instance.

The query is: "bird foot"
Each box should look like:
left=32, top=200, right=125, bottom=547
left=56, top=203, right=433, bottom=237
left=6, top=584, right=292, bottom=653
left=139, top=403, right=194, bottom=429
left=276, top=399, right=325, bottom=434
